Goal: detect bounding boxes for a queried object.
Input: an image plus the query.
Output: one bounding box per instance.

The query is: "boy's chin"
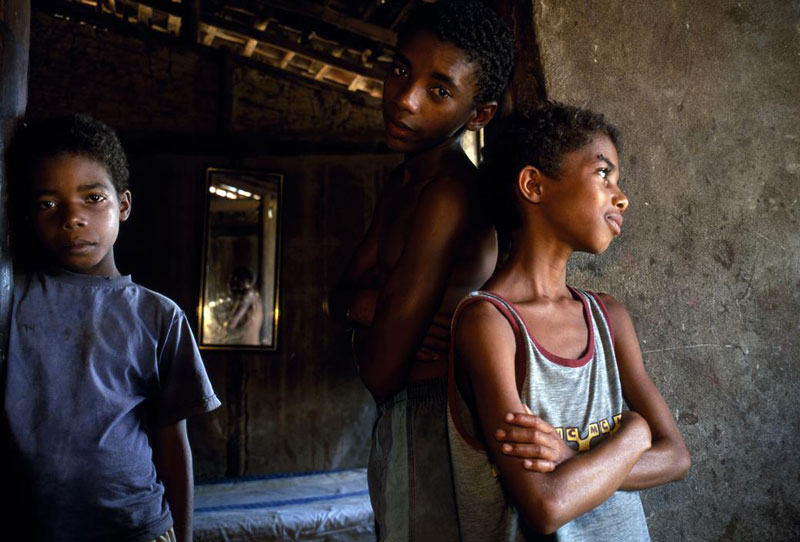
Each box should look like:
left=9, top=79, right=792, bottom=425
left=50, top=256, right=111, bottom=276
left=577, top=241, right=612, bottom=256
left=384, top=134, right=412, bottom=152
left=383, top=129, right=430, bottom=153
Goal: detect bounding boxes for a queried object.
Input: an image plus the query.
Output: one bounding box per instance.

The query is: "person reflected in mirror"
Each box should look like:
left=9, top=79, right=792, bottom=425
left=208, top=266, right=264, bottom=345
left=225, top=266, right=264, bottom=341
left=325, top=1, right=514, bottom=539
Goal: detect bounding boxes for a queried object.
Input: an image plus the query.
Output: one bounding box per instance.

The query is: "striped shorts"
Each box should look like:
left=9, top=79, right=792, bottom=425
left=367, top=378, right=460, bottom=542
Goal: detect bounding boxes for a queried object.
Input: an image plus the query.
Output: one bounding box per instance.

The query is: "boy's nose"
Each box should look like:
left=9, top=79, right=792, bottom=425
left=614, top=188, right=629, bottom=212
left=395, top=82, right=421, bottom=113
left=62, top=207, right=87, bottom=229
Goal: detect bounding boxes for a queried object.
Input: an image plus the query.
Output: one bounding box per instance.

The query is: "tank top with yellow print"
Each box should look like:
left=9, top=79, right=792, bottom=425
left=447, top=288, right=650, bottom=541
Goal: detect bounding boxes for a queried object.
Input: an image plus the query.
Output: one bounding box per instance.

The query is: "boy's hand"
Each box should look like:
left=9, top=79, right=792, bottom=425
left=349, top=287, right=379, bottom=326
left=415, top=313, right=451, bottom=362
left=495, top=410, right=576, bottom=472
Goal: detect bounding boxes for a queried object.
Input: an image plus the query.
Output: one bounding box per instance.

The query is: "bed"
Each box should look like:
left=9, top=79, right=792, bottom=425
left=193, top=468, right=375, bottom=542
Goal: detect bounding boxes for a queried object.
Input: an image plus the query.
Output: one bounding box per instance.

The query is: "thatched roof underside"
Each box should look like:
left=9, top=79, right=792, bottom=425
left=37, top=0, right=423, bottom=99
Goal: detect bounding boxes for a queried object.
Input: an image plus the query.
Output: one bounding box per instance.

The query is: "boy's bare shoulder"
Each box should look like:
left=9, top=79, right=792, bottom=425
left=455, top=298, right=516, bottom=356
left=595, top=292, right=639, bottom=341
left=417, top=164, right=480, bottom=214
left=595, top=292, right=629, bottom=320
left=412, top=177, right=472, bottom=229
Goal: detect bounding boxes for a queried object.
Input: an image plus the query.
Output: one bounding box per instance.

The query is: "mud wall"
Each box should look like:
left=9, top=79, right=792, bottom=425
left=532, top=1, right=799, bottom=539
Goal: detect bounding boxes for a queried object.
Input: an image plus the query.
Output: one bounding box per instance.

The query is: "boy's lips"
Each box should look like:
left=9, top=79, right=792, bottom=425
left=64, top=240, right=97, bottom=252
left=386, top=118, right=416, bottom=138
left=606, top=214, right=623, bottom=235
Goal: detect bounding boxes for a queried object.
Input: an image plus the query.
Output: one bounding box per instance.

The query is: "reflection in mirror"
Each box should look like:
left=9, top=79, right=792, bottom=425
left=199, top=168, right=282, bottom=350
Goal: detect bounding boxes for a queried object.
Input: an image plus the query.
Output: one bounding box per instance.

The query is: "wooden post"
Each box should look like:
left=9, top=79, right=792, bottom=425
left=0, top=0, right=29, bottom=363
left=181, top=0, right=200, bottom=44
left=493, top=0, right=546, bottom=114
left=0, top=0, right=29, bottom=534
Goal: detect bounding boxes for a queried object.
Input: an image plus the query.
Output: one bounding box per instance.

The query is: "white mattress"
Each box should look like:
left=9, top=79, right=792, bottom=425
left=194, top=468, right=375, bottom=542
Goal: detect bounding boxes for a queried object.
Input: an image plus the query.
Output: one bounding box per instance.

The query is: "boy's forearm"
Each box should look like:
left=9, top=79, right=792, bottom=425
left=153, top=421, right=194, bottom=542
left=355, top=179, right=471, bottom=399
left=356, top=286, right=440, bottom=400
left=163, top=467, right=193, bottom=542
left=325, top=281, right=356, bottom=326
left=513, top=413, right=652, bottom=534
left=620, top=435, right=691, bottom=490
left=601, top=292, right=692, bottom=491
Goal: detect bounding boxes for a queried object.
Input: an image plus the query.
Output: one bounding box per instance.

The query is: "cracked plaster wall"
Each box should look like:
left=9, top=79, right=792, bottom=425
left=532, top=1, right=800, bottom=539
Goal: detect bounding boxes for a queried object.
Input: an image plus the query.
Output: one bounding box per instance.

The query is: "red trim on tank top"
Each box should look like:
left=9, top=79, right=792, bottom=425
left=486, top=287, right=594, bottom=368
left=448, top=295, right=525, bottom=452
left=589, top=290, right=615, bottom=346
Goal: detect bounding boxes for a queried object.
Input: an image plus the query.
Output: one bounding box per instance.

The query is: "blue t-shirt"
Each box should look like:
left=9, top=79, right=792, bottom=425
left=3, top=270, right=221, bottom=542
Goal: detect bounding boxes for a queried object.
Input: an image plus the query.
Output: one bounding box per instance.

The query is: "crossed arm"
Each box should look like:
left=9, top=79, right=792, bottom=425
left=455, top=298, right=689, bottom=535
left=326, top=185, right=384, bottom=328
left=495, top=294, right=691, bottom=490
left=330, top=178, right=471, bottom=400
left=152, top=420, right=193, bottom=542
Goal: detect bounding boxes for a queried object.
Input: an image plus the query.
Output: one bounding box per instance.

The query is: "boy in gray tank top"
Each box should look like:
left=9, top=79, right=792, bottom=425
left=447, top=103, right=691, bottom=540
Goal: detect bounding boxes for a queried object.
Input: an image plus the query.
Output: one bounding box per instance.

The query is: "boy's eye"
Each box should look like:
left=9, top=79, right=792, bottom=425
left=392, top=65, right=408, bottom=77
left=37, top=200, right=55, bottom=210
left=432, top=86, right=452, bottom=99
left=87, top=194, right=106, bottom=203
left=598, top=168, right=613, bottom=185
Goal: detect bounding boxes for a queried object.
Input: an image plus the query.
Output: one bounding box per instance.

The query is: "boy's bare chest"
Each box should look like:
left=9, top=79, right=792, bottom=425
left=376, top=183, right=426, bottom=272
left=517, top=301, right=590, bottom=360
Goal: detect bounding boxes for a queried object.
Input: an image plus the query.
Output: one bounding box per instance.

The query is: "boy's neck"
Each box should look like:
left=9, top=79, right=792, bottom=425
left=402, top=133, right=467, bottom=183
left=492, top=231, right=574, bottom=301
left=42, top=255, right=122, bottom=278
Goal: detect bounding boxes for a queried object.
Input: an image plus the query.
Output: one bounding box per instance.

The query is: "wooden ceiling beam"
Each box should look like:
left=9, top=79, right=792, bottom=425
left=390, top=0, right=414, bottom=30
left=136, top=4, right=152, bottom=24
left=202, top=14, right=387, bottom=81
left=201, top=24, right=217, bottom=45
left=132, top=0, right=184, bottom=18
left=260, top=0, right=396, bottom=46
left=242, top=38, right=257, bottom=56
left=241, top=19, right=266, bottom=57
left=347, top=74, right=362, bottom=91
left=314, top=64, right=330, bottom=80
left=279, top=51, right=295, bottom=69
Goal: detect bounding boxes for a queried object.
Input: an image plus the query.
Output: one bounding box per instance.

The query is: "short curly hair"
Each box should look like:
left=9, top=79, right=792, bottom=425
left=399, top=0, right=514, bottom=103
left=5, top=114, right=130, bottom=269
left=8, top=113, right=130, bottom=195
left=481, top=101, right=623, bottom=240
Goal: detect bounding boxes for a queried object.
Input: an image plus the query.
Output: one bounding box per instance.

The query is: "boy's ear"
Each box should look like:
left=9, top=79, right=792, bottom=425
left=466, top=101, right=498, bottom=132
left=118, top=190, right=132, bottom=222
left=517, top=166, right=545, bottom=204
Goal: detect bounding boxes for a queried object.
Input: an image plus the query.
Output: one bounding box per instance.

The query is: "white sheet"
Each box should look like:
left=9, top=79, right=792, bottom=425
left=194, top=468, right=375, bottom=542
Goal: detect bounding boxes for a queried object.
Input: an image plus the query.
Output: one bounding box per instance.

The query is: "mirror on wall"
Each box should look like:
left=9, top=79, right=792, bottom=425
left=199, top=168, right=282, bottom=350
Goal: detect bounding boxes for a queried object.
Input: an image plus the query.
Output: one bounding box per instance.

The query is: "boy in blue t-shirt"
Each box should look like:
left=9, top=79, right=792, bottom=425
left=2, top=114, right=220, bottom=542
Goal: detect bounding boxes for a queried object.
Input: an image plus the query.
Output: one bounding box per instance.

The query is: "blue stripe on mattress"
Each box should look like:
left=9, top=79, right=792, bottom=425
left=193, top=468, right=375, bottom=542
left=195, top=489, right=371, bottom=514
left=196, top=468, right=356, bottom=486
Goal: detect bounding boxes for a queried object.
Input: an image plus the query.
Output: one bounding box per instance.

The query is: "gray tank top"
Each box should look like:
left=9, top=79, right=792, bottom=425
left=446, top=288, right=650, bottom=541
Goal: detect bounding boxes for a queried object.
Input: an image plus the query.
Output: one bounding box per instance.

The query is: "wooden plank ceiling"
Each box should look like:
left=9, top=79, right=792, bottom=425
left=38, top=0, right=422, bottom=99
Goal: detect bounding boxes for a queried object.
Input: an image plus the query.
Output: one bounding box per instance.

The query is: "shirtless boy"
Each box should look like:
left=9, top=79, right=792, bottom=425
left=327, top=1, right=513, bottom=539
